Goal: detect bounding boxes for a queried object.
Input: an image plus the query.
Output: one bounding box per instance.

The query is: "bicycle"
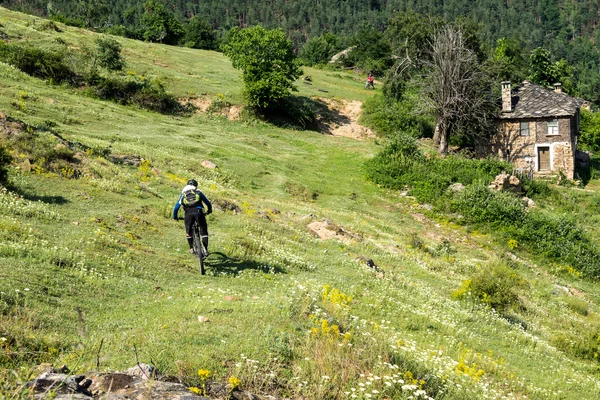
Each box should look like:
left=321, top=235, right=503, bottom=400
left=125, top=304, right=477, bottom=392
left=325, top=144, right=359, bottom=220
left=364, top=80, right=374, bottom=90
left=190, top=219, right=208, bottom=275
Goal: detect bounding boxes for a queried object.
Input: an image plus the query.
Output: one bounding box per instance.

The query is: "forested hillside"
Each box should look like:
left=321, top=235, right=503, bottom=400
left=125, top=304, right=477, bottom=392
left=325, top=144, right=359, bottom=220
left=4, top=0, right=599, bottom=48
left=4, top=0, right=600, bottom=103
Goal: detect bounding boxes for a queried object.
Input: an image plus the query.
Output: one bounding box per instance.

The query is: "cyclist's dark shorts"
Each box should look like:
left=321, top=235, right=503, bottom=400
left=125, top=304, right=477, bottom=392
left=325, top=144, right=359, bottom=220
left=184, top=209, right=208, bottom=238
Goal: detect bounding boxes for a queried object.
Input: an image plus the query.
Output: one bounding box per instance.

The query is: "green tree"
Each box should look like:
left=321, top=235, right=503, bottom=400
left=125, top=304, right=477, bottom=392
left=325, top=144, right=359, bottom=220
left=141, top=0, right=184, bottom=45
left=347, top=23, right=392, bottom=76
left=76, top=0, right=108, bottom=28
left=222, top=26, right=302, bottom=110
left=300, top=32, right=341, bottom=66
left=94, top=37, right=125, bottom=71
left=579, top=109, right=600, bottom=152
left=489, top=38, right=526, bottom=83
left=184, top=16, right=217, bottom=50
left=528, top=47, right=574, bottom=92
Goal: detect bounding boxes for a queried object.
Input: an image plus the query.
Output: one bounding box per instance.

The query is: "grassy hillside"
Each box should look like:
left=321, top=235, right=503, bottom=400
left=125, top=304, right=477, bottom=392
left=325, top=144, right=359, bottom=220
left=2, top=7, right=600, bottom=399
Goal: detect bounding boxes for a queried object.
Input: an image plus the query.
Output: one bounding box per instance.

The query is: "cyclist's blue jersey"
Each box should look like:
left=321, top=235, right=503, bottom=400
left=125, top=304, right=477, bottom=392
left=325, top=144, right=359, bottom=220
left=173, top=185, right=212, bottom=218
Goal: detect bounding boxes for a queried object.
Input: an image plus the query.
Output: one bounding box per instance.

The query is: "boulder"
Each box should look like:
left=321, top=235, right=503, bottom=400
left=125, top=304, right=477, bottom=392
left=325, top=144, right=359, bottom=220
left=522, top=197, right=536, bottom=208
left=448, top=183, right=465, bottom=193
left=489, top=171, right=522, bottom=193
left=201, top=160, right=218, bottom=169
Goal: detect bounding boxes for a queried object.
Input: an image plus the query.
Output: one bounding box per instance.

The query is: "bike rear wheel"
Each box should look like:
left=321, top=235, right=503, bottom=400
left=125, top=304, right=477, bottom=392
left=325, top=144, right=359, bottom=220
left=192, top=223, right=206, bottom=275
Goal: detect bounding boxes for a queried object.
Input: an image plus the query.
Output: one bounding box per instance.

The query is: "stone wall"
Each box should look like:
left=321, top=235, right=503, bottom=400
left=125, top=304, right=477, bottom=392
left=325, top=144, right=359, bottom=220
left=480, top=116, right=577, bottom=179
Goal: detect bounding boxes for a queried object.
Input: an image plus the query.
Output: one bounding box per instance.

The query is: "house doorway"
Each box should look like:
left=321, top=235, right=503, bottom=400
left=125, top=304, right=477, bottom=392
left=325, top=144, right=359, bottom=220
left=538, top=146, right=550, bottom=171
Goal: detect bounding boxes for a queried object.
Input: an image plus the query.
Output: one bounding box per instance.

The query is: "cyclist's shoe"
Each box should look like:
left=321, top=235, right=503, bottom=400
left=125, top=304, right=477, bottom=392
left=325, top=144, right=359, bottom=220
left=189, top=248, right=195, bottom=254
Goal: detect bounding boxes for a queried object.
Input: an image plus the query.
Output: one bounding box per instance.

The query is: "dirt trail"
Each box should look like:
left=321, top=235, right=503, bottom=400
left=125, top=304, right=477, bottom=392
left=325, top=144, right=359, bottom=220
left=318, top=98, right=375, bottom=140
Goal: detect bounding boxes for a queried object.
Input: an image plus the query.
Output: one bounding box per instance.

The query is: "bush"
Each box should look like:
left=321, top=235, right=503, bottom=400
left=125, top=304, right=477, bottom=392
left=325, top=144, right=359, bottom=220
left=95, top=37, right=125, bottom=71
left=87, top=73, right=179, bottom=113
left=453, top=261, right=524, bottom=312
left=366, top=135, right=509, bottom=204
left=0, top=42, right=74, bottom=83
left=361, top=94, right=433, bottom=138
left=451, top=183, right=526, bottom=226
left=0, top=145, right=12, bottom=185
left=551, top=329, right=600, bottom=362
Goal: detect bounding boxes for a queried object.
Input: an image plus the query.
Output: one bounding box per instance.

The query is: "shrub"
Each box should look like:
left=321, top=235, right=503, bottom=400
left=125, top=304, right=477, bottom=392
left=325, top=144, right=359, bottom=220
left=451, top=183, right=526, bottom=226
left=361, top=94, right=433, bottom=138
left=0, top=145, right=12, bottom=185
left=0, top=42, right=74, bottom=83
left=94, top=37, right=125, bottom=71
left=366, top=135, right=509, bottom=204
left=550, top=329, right=600, bottom=362
left=453, top=261, right=524, bottom=312
left=87, top=73, right=179, bottom=113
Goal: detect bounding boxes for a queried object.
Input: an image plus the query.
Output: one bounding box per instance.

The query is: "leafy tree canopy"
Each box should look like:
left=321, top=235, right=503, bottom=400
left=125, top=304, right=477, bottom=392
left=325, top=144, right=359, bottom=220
left=222, top=25, right=302, bottom=110
left=141, top=0, right=184, bottom=45
left=184, top=16, right=217, bottom=50
left=528, top=47, right=574, bottom=93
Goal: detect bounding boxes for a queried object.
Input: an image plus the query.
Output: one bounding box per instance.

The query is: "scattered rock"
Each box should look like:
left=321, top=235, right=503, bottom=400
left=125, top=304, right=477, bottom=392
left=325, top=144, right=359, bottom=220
left=302, top=213, right=318, bottom=220
left=522, top=197, right=536, bottom=208
left=212, top=199, right=241, bottom=214
left=307, top=219, right=362, bottom=242
left=552, top=284, right=571, bottom=296
left=448, top=183, right=465, bottom=193
left=357, top=256, right=384, bottom=278
left=489, top=171, right=523, bottom=193
left=201, top=160, right=218, bottom=169
left=223, top=296, right=240, bottom=301
left=108, top=154, right=142, bottom=167
left=418, top=204, right=433, bottom=211
left=26, top=365, right=285, bottom=400
left=233, top=391, right=259, bottom=400
left=198, top=316, right=210, bottom=323
left=125, top=363, right=156, bottom=380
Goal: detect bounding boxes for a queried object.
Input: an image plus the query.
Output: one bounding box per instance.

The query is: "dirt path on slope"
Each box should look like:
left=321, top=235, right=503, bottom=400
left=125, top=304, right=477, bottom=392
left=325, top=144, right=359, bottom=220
left=318, top=98, right=375, bottom=140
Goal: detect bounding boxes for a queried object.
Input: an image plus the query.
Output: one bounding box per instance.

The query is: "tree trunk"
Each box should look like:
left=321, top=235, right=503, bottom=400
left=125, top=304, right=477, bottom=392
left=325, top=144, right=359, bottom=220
left=433, top=121, right=441, bottom=147
left=438, top=122, right=449, bottom=154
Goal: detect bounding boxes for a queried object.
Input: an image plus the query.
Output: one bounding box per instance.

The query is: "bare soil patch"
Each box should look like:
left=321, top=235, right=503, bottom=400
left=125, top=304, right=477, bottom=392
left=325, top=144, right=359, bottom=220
left=317, top=98, right=374, bottom=140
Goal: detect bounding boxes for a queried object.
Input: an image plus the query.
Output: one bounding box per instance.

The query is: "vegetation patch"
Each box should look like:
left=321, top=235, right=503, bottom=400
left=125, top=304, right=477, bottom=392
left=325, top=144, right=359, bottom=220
left=0, top=42, right=74, bottom=83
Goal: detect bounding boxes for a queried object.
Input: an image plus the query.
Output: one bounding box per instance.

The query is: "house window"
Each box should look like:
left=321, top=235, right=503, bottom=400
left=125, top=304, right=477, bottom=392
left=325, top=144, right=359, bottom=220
left=520, top=122, right=529, bottom=136
left=547, top=119, right=559, bottom=135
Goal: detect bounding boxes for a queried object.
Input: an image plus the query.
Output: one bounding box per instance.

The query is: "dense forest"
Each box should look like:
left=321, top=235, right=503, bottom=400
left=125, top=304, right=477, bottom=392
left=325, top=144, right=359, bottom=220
left=4, top=0, right=600, bottom=49
left=2, top=0, right=600, bottom=103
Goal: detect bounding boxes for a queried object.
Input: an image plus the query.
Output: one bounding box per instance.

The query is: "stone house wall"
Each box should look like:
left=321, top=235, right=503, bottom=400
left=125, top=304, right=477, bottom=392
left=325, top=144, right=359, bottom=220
left=488, top=115, right=576, bottom=179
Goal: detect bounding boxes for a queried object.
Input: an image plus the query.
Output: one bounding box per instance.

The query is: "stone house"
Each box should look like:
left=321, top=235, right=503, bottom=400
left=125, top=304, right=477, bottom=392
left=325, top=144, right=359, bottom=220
left=488, top=80, right=587, bottom=179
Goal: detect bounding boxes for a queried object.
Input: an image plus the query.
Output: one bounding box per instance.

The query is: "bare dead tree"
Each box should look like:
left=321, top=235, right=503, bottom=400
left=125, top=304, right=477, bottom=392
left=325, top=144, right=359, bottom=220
left=423, top=25, right=495, bottom=154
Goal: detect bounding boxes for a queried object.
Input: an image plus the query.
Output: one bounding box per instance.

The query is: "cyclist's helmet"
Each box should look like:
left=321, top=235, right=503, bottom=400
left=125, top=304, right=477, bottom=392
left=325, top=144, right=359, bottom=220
left=187, top=179, right=198, bottom=187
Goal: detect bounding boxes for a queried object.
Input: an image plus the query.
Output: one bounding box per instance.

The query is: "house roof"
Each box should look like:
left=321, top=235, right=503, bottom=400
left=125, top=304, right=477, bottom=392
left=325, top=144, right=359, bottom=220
left=499, top=81, right=585, bottom=119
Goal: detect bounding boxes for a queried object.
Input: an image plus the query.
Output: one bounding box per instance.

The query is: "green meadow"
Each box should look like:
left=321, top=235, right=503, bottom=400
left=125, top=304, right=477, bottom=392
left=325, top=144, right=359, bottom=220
left=2, top=7, right=600, bottom=399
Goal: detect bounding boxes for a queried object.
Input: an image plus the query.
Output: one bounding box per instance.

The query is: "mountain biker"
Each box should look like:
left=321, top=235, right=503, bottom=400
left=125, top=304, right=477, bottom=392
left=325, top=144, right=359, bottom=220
left=366, top=73, right=374, bottom=89
left=173, top=179, right=212, bottom=255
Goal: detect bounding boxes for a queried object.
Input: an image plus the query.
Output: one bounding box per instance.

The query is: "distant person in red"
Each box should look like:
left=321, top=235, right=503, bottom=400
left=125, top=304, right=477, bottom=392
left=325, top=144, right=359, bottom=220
left=365, top=73, right=374, bottom=89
